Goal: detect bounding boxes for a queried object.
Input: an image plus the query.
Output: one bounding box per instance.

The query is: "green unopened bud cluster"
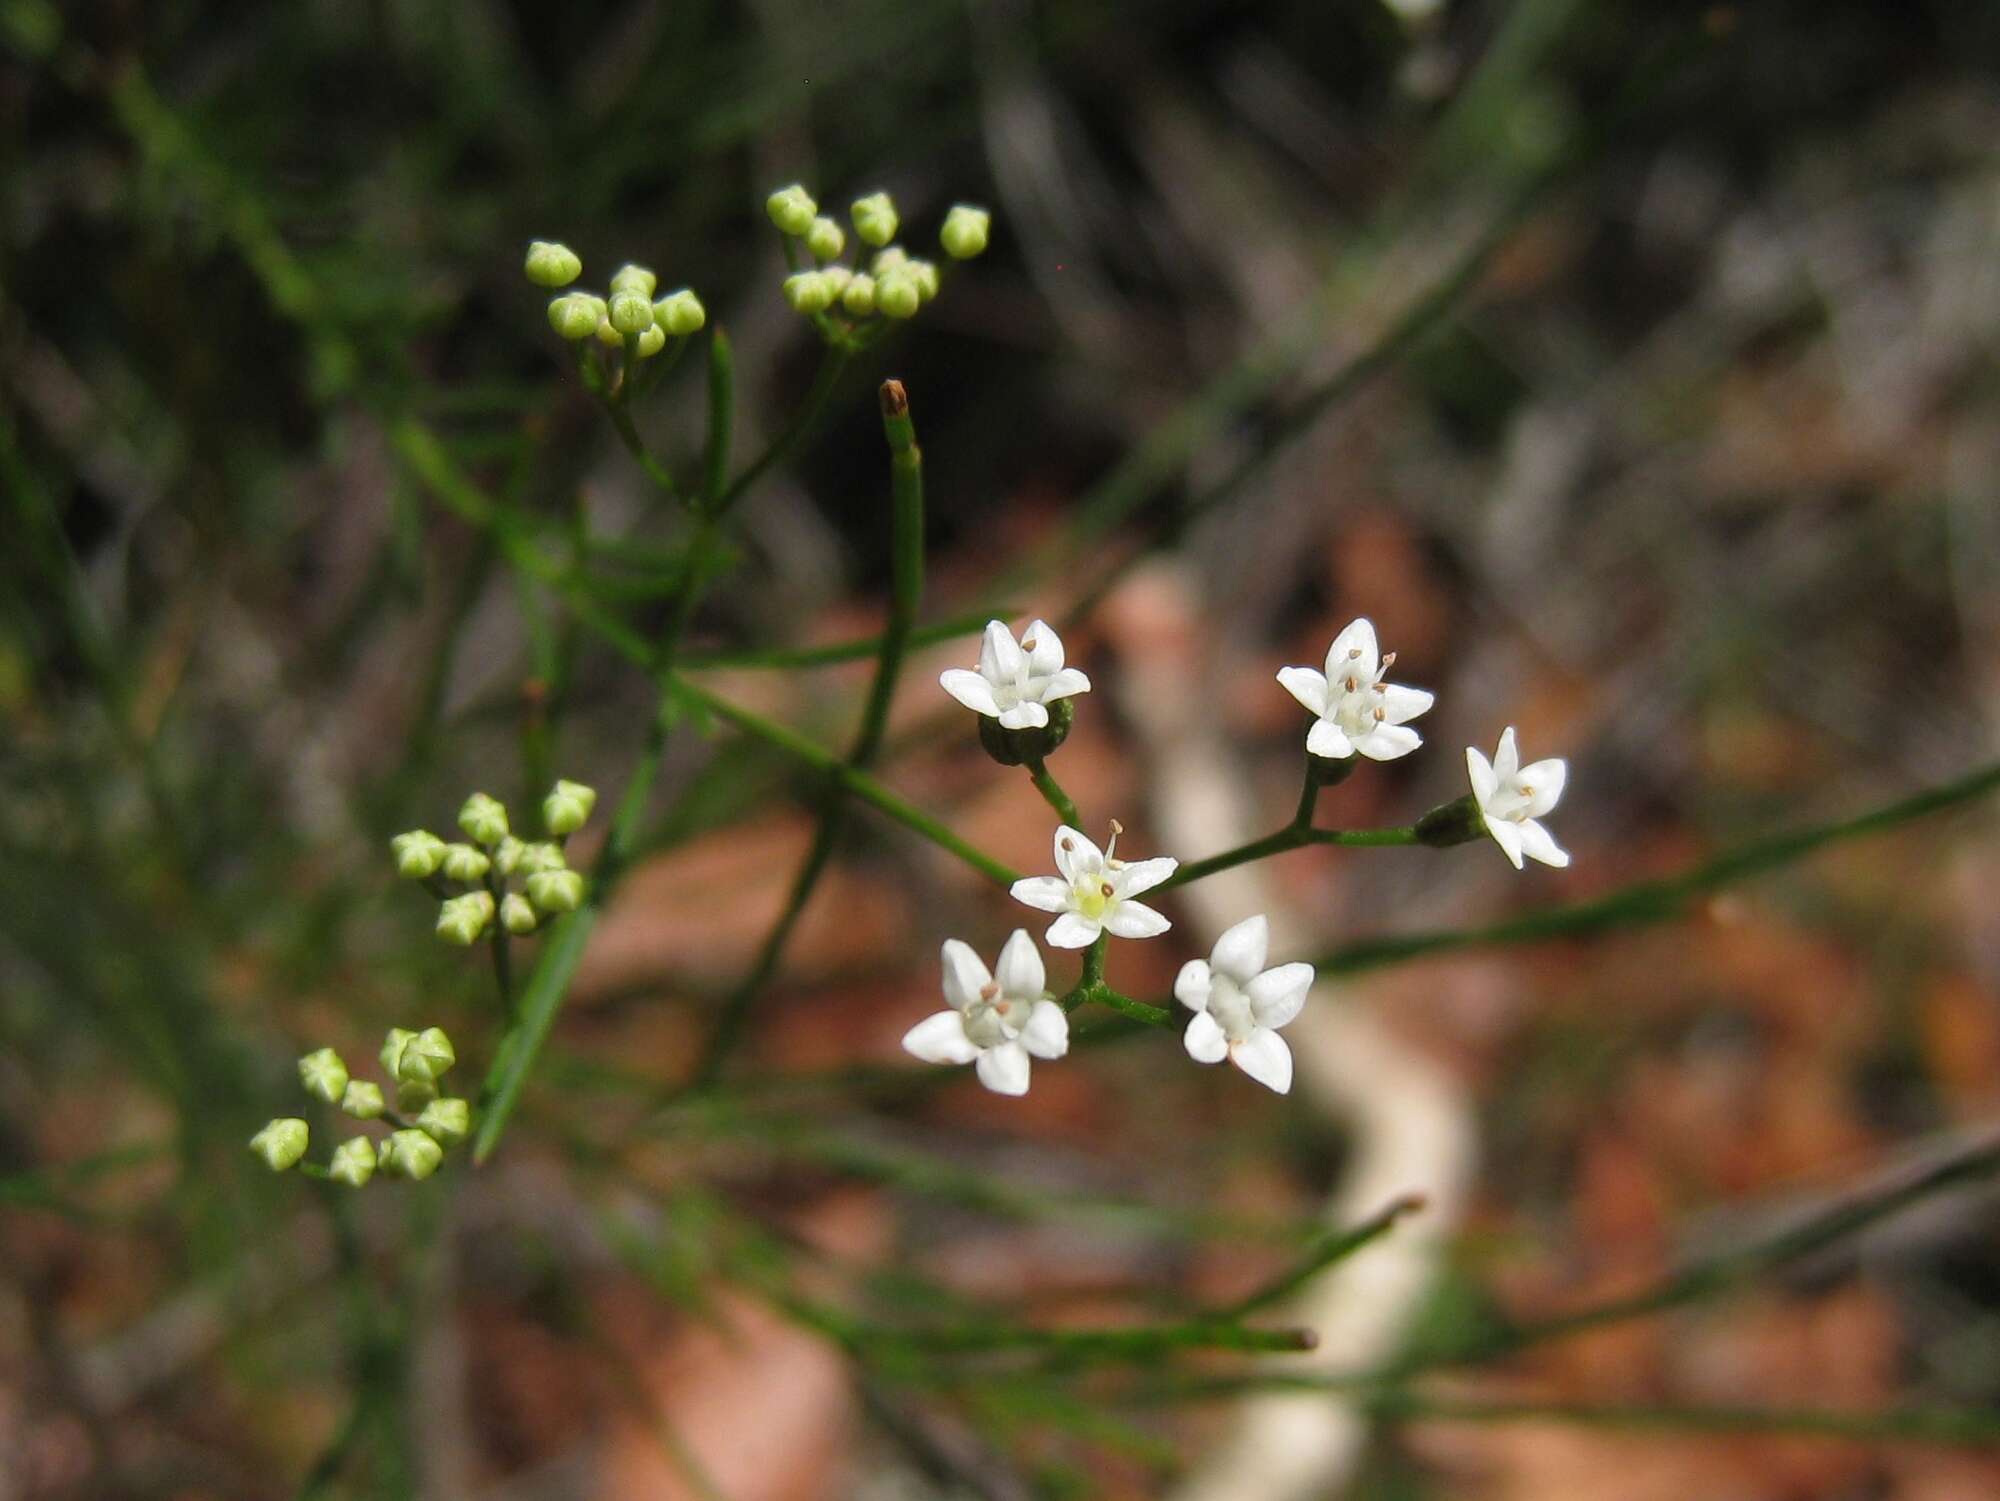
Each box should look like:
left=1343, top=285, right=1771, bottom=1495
left=392, top=780, right=596, bottom=944
left=527, top=242, right=706, bottom=355
left=248, top=1024, right=471, bottom=1186
left=764, top=185, right=991, bottom=339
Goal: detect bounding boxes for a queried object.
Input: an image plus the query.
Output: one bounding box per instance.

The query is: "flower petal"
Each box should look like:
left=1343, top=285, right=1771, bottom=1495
left=1054, top=825, right=1102, bottom=881
left=1353, top=723, right=1422, bottom=761
left=1103, top=900, right=1170, bottom=939
left=995, top=928, right=1045, bottom=999
left=978, top=619, right=1021, bottom=682
left=1518, top=757, right=1568, bottom=818
left=1326, top=618, right=1379, bottom=681
left=1247, top=962, right=1315, bottom=1030
left=1047, top=911, right=1102, bottom=948
left=975, top=1041, right=1032, bottom=1096
left=1307, top=718, right=1354, bottom=759
left=1209, top=913, right=1268, bottom=984
left=903, top=1011, right=980, bottom=1065
left=1010, top=875, right=1071, bottom=913
left=1493, top=726, right=1520, bottom=781
left=1183, top=1009, right=1229, bottom=1064
left=1112, top=855, right=1178, bottom=898
left=938, top=668, right=1000, bottom=717
left=1039, top=667, right=1091, bottom=702
left=1230, top=1028, right=1294, bottom=1093
left=1022, top=619, right=1064, bottom=676
left=1515, top=817, right=1570, bottom=868
left=1275, top=666, right=1329, bottom=718
left=1485, top=816, right=1526, bottom=869
left=1175, top=959, right=1213, bottom=1010
left=939, top=939, right=993, bottom=1011
left=1377, top=684, right=1435, bottom=724
left=1466, top=746, right=1499, bottom=808
left=1020, top=1000, right=1070, bottom=1060
left=998, top=699, right=1049, bottom=730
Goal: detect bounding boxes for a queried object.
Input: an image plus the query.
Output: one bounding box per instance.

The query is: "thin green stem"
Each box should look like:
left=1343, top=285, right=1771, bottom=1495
left=1026, top=758, right=1081, bottom=827
left=700, top=327, right=734, bottom=511
left=1161, top=824, right=1417, bottom=890
left=711, top=345, right=850, bottom=515
left=683, top=611, right=1005, bottom=670
left=483, top=872, right=515, bottom=1018
left=1222, top=1194, right=1426, bottom=1318
left=602, top=393, right=678, bottom=500
left=1359, top=1393, right=2000, bottom=1448
left=1318, top=758, right=2000, bottom=975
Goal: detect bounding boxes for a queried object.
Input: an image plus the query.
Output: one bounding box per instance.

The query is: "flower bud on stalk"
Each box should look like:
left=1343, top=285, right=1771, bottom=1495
left=547, top=293, right=602, bottom=341
left=440, top=843, right=490, bottom=883
left=850, top=191, right=899, bottom=247
left=805, top=216, right=846, bottom=261
left=328, top=1136, right=376, bottom=1187
left=766, top=184, right=818, bottom=236
left=298, top=1048, right=348, bottom=1104
left=654, top=289, right=706, bottom=336
left=607, top=290, right=655, bottom=336
left=542, top=779, right=597, bottom=836
left=608, top=262, right=657, bottom=297
left=391, top=830, right=447, bottom=879
left=784, top=271, right=834, bottom=315
left=841, top=274, right=877, bottom=316
left=939, top=205, right=991, bottom=260
left=458, top=793, right=509, bottom=846
left=417, top=1098, right=471, bottom=1148
left=500, top=893, right=539, bottom=935
left=527, top=868, right=585, bottom=914
left=875, top=271, right=921, bottom=320
left=341, top=1080, right=385, bottom=1120
left=524, top=240, right=582, bottom=287
left=381, top=1128, right=444, bottom=1181
left=436, top=891, right=494, bottom=945
left=249, top=1118, right=309, bottom=1172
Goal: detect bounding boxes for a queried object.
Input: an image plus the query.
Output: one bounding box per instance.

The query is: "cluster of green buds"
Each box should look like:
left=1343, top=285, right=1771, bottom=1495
left=248, top=1026, right=469, bottom=1185
left=528, top=240, right=708, bottom=357
left=765, top=185, right=990, bottom=341
left=390, top=781, right=596, bottom=944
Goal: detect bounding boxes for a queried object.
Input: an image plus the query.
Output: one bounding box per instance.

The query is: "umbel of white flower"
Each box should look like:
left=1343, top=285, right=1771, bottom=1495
left=902, top=930, right=1069, bottom=1095
left=940, top=619, right=1091, bottom=730
left=1277, top=617, right=1434, bottom=761
left=1176, top=914, right=1314, bottom=1094
left=1011, top=821, right=1177, bottom=948
left=1467, top=726, right=1570, bottom=869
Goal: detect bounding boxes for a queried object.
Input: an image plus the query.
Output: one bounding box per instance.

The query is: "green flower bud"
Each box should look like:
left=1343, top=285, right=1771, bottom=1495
left=380, top=1028, right=415, bottom=1077
left=458, top=793, right=510, bottom=845
left=328, top=1135, right=377, bottom=1187
left=908, top=259, right=940, bottom=302
left=609, top=262, right=657, bottom=297
left=297, top=1047, right=349, bottom=1104
left=633, top=323, right=666, bottom=357
left=978, top=696, right=1075, bottom=767
left=436, top=891, right=494, bottom=945
left=872, top=247, right=909, bottom=276
left=518, top=840, right=567, bottom=875
left=841, top=273, right=877, bottom=317
left=876, top=271, right=921, bottom=320
left=492, top=836, right=525, bottom=877
left=340, top=1079, right=385, bottom=1120
left=542, top=778, right=598, bottom=836
left=939, top=204, right=992, bottom=260
left=249, top=1118, right=309, bottom=1172
left=608, top=289, right=655, bottom=336
left=526, top=868, right=586, bottom=914
left=595, top=313, right=628, bottom=348
left=766, top=184, right=818, bottom=236
left=820, top=264, right=853, bottom=296
left=1413, top=793, right=1485, bottom=848
left=547, top=293, right=603, bottom=341
left=784, top=271, right=834, bottom=315
left=524, top=240, right=583, bottom=287
left=440, top=843, right=491, bottom=883
left=805, top=216, right=846, bottom=261
left=850, top=191, right=900, bottom=247
left=381, top=1128, right=444, bottom=1181
left=391, top=830, right=448, bottom=879
left=416, top=1097, right=471, bottom=1148
left=396, top=1078, right=438, bottom=1113
left=500, top=892, right=539, bottom=935
left=654, top=289, right=706, bottom=336
left=398, top=1026, right=456, bottom=1085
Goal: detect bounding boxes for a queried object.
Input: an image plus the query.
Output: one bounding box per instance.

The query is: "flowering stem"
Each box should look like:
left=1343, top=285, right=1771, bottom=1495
left=1318, top=757, right=2000, bottom=976
left=688, top=381, right=927, bottom=1086
left=700, top=328, right=733, bottom=512
left=711, top=345, right=850, bottom=516
left=1025, top=757, right=1081, bottom=826
left=1159, top=823, right=1418, bottom=890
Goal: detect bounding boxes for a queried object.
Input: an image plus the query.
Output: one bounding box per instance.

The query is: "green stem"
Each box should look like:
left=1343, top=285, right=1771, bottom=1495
left=710, top=345, right=850, bottom=516
left=687, top=381, right=929, bottom=1086
left=1161, top=824, right=1417, bottom=890
left=1026, top=758, right=1082, bottom=826
left=1318, top=758, right=2000, bottom=976
left=483, top=872, right=515, bottom=1018
left=603, top=398, right=678, bottom=500
left=1222, top=1194, right=1426, bottom=1318
left=700, top=327, right=734, bottom=511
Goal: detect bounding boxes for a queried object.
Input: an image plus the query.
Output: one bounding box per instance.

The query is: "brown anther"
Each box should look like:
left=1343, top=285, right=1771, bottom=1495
left=1060, top=837, right=1075, bottom=851
left=1345, top=677, right=1359, bottom=693
left=1373, top=706, right=1386, bottom=721
left=1109, top=818, right=1124, bottom=836
left=1100, top=882, right=1115, bottom=898
left=979, top=981, right=1000, bottom=1001
left=1021, top=637, right=1037, bottom=652
left=1347, top=647, right=1362, bottom=659
left=1380, top=651, right=1397, bottom=670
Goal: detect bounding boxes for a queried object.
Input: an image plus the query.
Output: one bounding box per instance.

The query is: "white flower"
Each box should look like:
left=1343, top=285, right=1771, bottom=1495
left=1466, top=726, right=1570, bottom=869
left=1175, top=914, right=1313, bottom=1094
left=1010, top=821, right=1177, bottom=948
left=902, top=930, right=1069, bottom=1095
left=1277, top=617, right=1434, bottom=761
left=940, top=619, right=1091, bottom=730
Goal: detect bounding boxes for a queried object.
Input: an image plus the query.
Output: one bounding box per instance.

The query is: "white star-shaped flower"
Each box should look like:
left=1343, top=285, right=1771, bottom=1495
left=940, top=619, right=1091, bottom=730
left=1277, top=617, right=1434, bottom=761
left=1175, top=914, right=1313, bottom=1094
left=901, top=930, right=1069, bottom=1095
left=1010, top=821, right=1177, bottom=948
left=1466, top=726, right=1570, bottom=869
